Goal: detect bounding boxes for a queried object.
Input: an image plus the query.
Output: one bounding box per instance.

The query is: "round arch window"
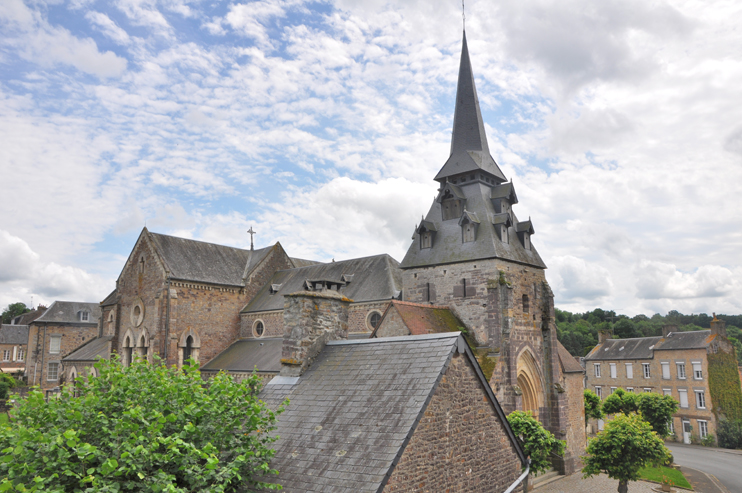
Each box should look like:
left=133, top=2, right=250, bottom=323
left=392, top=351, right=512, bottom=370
left=131, top=300, right=144, bottom=327
left=367, top=311, right=382, bottom=330
left=253, top=320, right=265, bottom=338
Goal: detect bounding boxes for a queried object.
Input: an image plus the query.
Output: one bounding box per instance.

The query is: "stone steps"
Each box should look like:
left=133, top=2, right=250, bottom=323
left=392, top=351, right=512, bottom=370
left=532, top=469, right=563, bottom=490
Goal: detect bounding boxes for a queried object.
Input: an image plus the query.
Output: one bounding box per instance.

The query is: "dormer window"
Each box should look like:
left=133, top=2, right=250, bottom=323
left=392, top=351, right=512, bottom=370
left=458, top=210, right=479, bottom=244
left=269, top=284, right=282, bottom=294
left=502, top=226, right=508, bottom=244
left=415, top=220, right=437, bottom=250
left=524, top=233, right=530, bottom=250
left=515, top=220, right=535, bottom=249
left=492, top=213, right=512, bottom=244
left=421, top=232, right=433, bottom=248
left=78, top=310, right=89, bottom=322
left=437, top=182, right=466, bottom=221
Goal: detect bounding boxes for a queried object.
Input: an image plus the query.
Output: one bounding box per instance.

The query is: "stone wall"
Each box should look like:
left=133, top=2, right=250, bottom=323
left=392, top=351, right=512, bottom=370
left=347, top=301, right=389, bottom=333
left=375, top=306, right=409, bottom=338
left=383, top=352, right=522, bottom=492
left=26, top=323, right=98, bottom=389
left=563, top=371, right=586, bottom=472
left=0, top=343, right=26, bottom=371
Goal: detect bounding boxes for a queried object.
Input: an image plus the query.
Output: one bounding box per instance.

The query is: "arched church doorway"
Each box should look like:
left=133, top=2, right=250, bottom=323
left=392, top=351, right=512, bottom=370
left=516, top=349, right=544, bottom=419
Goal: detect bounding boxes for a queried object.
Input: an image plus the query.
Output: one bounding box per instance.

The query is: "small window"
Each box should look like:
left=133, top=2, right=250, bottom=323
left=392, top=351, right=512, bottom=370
left=626, top=387, right=634, bottom=393
left=522, top=294, right=529, bottom=314
left=253, top=320, right=265, bottom=338
left=368, top=311, right=382, bottom=330
left=78, top=311, right=89, bottom=321
left=610, top=363, right=617, bottom=378
left=2, top=350, right=9, bottom=362
left=662, top=388, right=672, bottom=396
left=695, top=390, right=706, bottom=409
left=47, top=362, right=59, bottom=381
left=462, top=223, right=475, bottom=243
left=595, top=386, right=602, bottom=399
left=594, top=363, right=601, bottom=378
left=698, top=420, right=708, bottom=439
left=421, top=232, right=433, bottom=249
left=677, top=362, right=686, bottom=379
left=524, top=233, right=530, bottom=250
left=501, top=225, right=508, bottom=244
left=17, top=349, right=25, bottom=362
left=643, top=363, right=651, bottom=378
left=625, top=363, right=633, bottom=379
left=50, top=335, right=61, bottom=354
left=661, top=362, right=670, bottom=379
left=692, top=361, right=703, bottom=380
left=138, top=256, right=145, bottom=274
left=643, top=388, right=652, bottom=393
left=610, top=387, right=617, bottom=394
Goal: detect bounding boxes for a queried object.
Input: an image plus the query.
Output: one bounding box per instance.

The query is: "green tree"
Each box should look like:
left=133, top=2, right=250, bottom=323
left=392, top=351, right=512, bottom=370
left=636, top=392, right=679, bottom=438
left=506, top=410, right=565, bottom=475
left=0, top=357, right=285, bottom=492
left=1, top=302, right=30, bottom=324
left=584, top=389, right=603, bottom=425
left=602, top=388, right=638, bottom=415
left=583, top=413, right=671, bottom=493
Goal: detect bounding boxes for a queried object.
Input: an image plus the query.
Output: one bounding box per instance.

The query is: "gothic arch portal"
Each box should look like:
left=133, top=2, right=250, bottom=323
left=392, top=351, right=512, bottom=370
left=516, top=348, right=545, bottom=419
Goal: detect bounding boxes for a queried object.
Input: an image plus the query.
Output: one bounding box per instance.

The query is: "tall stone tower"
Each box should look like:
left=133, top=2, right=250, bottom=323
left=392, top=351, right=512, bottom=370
left=400, top=31, right=584, bottom=474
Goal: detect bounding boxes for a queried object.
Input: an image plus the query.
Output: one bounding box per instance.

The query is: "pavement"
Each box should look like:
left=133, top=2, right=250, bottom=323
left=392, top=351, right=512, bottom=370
left=535, top=473, right=658, bottom=492
left=666, top=442, right=742, bottom=493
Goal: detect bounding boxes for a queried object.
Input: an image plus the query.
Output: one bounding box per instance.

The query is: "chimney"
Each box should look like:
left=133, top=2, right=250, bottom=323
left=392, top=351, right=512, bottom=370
left=710, top=313, right=727, bottom=338
left=662, top=325, right=678, bottom=337
left=280, top=283, right=351, bottom=377
left=598, top=329, right=613, bottom=344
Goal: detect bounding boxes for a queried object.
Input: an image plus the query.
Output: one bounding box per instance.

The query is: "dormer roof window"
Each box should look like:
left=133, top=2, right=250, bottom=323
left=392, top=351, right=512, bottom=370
left=437, top=181, right=466, bottom=221
left=490, top=182, right=518, bottom=215
left=492, top=213, right=512, bottom=243
left=515, top=220, right=535, bottom=250
left=341, top=274, right=354, bottom=283
left=78, top=310, right=89, bottom=322
left=269, top=283, right=282, bottom=294
left=304, top=279, right=346, bottom=291
left=415, top=220, right=437, bottom=250
left=458, top=210, right=480, bottom=243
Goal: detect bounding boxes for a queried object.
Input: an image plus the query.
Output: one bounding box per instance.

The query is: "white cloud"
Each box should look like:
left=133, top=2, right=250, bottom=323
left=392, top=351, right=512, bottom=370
left=635, top=261, right=737, bottom=300
left=547, top=255, right=613, bottom=302
left=86, top=11, right=132, bottom=45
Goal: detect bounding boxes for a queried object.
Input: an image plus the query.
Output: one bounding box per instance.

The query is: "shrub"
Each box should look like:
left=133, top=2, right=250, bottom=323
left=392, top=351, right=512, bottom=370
left=717, top=417, right=742, bottom=449
left=0, top=381, right=8, bottom=400
left=701, top=434, right=716, bottom=447
left=507, top=410, right=566, bottom=475
left=0, top=356, right=286, bottom=492
left=602, top=388, right=638, bottom=415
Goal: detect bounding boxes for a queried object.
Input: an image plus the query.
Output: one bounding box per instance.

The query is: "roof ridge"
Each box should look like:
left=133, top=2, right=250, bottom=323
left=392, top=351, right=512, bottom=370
left=327, top=331, right=460, bottom=346
left=391, top=300, right=450, bottom=309
left=149, top=230, right=271, bottom=253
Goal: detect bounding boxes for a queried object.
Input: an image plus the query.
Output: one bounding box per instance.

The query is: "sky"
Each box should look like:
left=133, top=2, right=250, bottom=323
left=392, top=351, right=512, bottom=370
left=1, top=0, right=740, bottom=317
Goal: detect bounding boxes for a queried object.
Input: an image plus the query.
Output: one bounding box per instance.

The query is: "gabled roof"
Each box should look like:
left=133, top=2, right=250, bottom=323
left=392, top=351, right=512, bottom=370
left=557, top=341, right=585, bottom=373
left=435, top=31, right=506, bottom=183
left=34, top=301, right=101, bottom=325
left=416, top=220, right=437, bottom=233
left=100, top=290, right=118, bottom=307
left=459, top=209, right=480, bottom=225
left=258, top=333, right=525, bottom=491
left=492, top=212, right=513, bottom=226
left=371, top=301, right=464, bottom=338
left=515, top=220, right=535, bottom=235
left=241, top=254, right=402, bottom=313
left=147, top=231, right=275, bottom=286
left=0, top=325, right=29, bottom=345
left=63, top=336, right=113, bottom=362
left=436, top=181, right=466, bottom=201
left=491, top=182, right=518, bottom=203
left=10, top=306, right=47, bottom=326
left=585, top=330, right=718, bottom=361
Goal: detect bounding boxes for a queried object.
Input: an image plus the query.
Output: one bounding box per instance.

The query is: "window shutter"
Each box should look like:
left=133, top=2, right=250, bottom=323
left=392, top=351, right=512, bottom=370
left=661, top=362, right=670, bottom=379
left=465, top=285, right=477, bottom=297
left=679, top=390, right=688, bottom=408
left=625, top=363, right=633, bottom=379
left=453, top=284, right=464, bottom=298
left=428, top=283, right=436, bottom=302
left=692, top=362, right=702, bottom=378
left=610, top=363, right=616, bottom=378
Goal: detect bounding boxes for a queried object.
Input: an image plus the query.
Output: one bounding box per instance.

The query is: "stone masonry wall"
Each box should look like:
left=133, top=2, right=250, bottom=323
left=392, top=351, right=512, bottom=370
left=383, top=352, right=522, bottom=493
left=564, top=371, right=586, bottom=471
left=27, top=323, right=98, bottom=389
left=348, top=302, right=389, bottom=333
left=0, top=343, right=26, bottom=371
left=375, top=306, right=409, bottom=338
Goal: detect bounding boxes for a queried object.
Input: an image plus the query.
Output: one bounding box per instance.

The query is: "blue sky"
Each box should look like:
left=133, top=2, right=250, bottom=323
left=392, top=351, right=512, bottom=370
left=1, top=0, right=741, bottom=316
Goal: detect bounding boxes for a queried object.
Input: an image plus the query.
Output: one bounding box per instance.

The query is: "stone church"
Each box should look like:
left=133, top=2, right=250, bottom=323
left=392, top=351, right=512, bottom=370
left=59, top=31, right=585, bottom=477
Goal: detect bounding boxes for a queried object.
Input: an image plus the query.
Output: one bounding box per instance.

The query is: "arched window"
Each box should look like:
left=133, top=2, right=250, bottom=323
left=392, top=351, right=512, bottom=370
left=139, top=334, right=148, bottom=360
left=367, top=311, right=382, bottom=330
left=183, top=336, right=193, bottom=363
left=522, top=294, right=530, bottom=314
left=124, top=336, right=133, bottom=366
left=107, top=311, right=114, bottom=334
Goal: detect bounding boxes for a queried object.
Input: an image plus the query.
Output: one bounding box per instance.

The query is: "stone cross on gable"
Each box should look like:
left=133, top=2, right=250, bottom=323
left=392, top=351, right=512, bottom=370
left=247, top=226, right=256, bottom=250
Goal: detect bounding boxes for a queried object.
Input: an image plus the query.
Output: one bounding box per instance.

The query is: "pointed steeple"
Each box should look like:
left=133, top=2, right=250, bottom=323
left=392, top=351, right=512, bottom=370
left=434, top=31, right=506, bottom=183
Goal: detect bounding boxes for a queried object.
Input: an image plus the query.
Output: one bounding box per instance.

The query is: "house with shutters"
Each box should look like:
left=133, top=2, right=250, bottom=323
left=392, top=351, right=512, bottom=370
left=585, top=316, right=742, bottom=444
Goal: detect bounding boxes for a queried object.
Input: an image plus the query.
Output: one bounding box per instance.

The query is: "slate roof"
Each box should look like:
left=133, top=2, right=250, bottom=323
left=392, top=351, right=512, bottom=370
left=63, top=336, right=113, bottom=362
left=258, top=333, right=525, bottom=491
left=100, top=290, right=118, bottom=307
left=435, top=32, right=506, bottom=183
left=290, top=258, right=322, bottom=268
left=585, top=331, right=715, bottom=361
left=148, top=231, right=274, bottom=286
left=34, top=301, right=101, bottom=325
left=371, top=301, right=463, bottom=337
left=10, top=306, right=47, bottom=326
left=0, top=325, right=29, bottom=345
left=401, top=181, right=546, bottom=269
left=557, top=341, right=585, bottom=373
left=242, top=254, right=401, bottom=313
left=202, top=334, right=370, bottom=373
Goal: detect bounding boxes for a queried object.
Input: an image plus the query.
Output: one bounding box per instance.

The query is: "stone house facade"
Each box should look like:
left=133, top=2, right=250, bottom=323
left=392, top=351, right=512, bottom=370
left=26, top=301, right=100, bottom=389
left=0, top=325, right=29, bottom=374
left=585, top=318, right=740, bottom=444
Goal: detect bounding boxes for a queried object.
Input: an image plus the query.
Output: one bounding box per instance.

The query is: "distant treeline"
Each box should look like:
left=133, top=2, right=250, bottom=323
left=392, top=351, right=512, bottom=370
left=555, top=308, right=742, bottom=363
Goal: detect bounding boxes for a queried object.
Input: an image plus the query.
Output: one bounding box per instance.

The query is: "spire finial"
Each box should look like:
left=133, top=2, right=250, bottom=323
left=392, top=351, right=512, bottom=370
left=247, top=226, right=256, bottom=250
left=462, top=0, right=466, bottom=31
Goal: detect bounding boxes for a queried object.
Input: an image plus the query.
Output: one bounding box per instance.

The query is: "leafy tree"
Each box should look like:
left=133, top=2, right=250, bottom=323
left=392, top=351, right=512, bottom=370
left=636, top=392, right=679, bottom=438
left=584, top=389, right=603, bottom=425
left=506, top=410, right=565, bottom=475
left=717, top=417, right=742, bottom=449
left=1, top=302, right=30, bottom=324
left=583, top=413, right=671, bottom=493
left=602, top=388, right=638, bottom=416
left=0, top=357, right=285, bottom=492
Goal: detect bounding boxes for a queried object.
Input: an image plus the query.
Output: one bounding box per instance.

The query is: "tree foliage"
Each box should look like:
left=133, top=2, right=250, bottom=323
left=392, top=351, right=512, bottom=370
left=602, top=388, right=638, bottom=416
left=0, top=357, right=285, bottom=492
left=636, top=392, right=679, bottom=439
left=506, top=410, right=565, bottom=475
left=584, top=389, right=603, bottom=425
left=717, top=417, right=742, bottom=449
left=0, top=303, right=30, bottom=325
left=583, top=413, right=671, bottom=493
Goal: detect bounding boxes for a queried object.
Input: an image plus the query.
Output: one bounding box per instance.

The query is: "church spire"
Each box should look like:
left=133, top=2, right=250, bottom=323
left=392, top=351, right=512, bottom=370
left=434, top=31, right=506, bottom=183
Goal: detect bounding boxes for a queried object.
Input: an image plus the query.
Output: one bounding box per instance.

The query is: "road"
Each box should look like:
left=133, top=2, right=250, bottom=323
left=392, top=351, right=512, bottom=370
left=666, top=442, right=742, bottom=493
